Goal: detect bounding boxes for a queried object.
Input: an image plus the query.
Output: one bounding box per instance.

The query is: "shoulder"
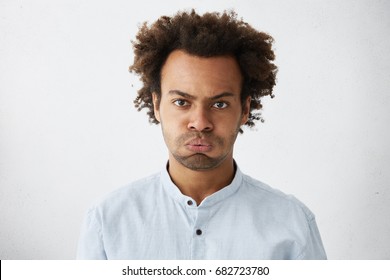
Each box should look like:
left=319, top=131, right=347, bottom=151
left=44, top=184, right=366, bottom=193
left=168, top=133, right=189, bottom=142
left=107, top=172, right=161, bottom=198
left=240, top=172, right=315, bottom=221
left=87, top=172, right=162, bottom=213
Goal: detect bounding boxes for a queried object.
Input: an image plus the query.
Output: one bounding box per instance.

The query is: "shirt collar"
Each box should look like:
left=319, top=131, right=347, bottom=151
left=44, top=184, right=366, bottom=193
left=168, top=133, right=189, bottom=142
left=160, top=161, right=243, bottom=207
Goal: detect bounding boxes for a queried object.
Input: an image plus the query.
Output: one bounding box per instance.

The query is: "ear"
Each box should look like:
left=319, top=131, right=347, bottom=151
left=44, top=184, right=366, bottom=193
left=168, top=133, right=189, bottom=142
left=240, top=96, right=251, bottom=125
left=152, top=92, right=161, bottom=122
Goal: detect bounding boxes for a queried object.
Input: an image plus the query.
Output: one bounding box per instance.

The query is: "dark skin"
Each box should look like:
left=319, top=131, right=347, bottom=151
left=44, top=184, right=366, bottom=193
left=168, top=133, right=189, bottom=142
left=153, top=50, right=250, bottom=205
left=131, top=11, right=277, bottom=132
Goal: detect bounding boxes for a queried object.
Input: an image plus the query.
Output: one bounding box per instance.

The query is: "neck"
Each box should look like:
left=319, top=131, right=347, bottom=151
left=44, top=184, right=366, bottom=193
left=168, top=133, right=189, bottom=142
left=167, top=156, right=236, bottom=205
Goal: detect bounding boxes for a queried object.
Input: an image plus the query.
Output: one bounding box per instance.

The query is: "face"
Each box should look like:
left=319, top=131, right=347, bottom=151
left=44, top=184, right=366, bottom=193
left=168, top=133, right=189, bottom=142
left=153, top=50, right=250, bottom=171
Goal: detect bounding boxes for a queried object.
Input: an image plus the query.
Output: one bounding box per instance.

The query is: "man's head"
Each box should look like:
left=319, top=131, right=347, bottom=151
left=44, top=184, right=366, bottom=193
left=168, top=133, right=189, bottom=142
left=151, top=49, right=249, bottom=170
left=130, top=10, right=277, bottom=132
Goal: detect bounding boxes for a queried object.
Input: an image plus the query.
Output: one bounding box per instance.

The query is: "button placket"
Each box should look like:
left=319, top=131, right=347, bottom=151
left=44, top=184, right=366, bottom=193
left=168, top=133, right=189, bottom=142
left=184, top=198, right=198, bottom=227
left=190, top=206, right=210, bottom=259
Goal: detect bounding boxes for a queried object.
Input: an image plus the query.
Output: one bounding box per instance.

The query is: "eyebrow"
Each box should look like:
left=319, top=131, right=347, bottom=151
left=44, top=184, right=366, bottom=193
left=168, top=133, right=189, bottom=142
left=168, top=90, right=236, bottom=100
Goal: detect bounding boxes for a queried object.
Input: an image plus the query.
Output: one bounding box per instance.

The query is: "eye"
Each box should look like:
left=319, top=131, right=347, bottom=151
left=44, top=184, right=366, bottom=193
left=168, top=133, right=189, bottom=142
left=213, top=101, right=228, bottom=109
left=173, top=99, right=189, bottom=107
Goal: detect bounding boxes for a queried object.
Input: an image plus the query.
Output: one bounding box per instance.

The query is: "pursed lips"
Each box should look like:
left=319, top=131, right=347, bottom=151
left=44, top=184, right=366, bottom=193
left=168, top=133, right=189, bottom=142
left=185, top=139, right=213, bottom=153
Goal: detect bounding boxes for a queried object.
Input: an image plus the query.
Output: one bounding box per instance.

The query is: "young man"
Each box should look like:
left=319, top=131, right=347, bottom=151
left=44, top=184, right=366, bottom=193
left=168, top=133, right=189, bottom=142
left=77, top=10, right=326, bottom=259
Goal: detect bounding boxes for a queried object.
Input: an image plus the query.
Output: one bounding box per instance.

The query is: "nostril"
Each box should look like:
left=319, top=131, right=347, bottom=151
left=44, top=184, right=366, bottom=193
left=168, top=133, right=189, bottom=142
left=187, top=114, right=213, bottom=132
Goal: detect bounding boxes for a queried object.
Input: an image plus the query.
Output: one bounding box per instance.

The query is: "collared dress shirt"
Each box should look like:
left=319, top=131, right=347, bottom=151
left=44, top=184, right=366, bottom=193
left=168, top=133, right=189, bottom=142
left=77, top=165, right=326, bottom=259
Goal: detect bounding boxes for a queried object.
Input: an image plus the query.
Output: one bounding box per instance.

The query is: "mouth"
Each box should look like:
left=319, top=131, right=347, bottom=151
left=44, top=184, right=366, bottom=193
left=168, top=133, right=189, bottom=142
left=185, top=139, right=213, bottom=153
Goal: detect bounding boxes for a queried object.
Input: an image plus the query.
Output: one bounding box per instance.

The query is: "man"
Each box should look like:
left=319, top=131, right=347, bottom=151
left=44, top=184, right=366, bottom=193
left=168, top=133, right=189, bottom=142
left=77, top=10, right=326, bottom=259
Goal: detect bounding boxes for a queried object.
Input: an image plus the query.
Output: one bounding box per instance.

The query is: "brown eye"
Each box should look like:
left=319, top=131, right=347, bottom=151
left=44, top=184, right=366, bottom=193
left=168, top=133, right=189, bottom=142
left=173, top=99, right=189, bottom=107
left=213, top=102, right=228, bottom=109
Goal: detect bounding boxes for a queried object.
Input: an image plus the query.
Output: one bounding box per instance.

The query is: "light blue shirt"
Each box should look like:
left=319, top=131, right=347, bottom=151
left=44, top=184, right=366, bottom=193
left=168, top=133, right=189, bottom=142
left=77, top=165, right=326, bottom=259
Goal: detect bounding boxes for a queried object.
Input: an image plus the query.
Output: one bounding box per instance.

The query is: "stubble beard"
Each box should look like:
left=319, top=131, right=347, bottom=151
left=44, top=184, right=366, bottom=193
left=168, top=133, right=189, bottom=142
left=173, top=151, right=228, bottom=171
left=170, top=129, right=240, bottom=171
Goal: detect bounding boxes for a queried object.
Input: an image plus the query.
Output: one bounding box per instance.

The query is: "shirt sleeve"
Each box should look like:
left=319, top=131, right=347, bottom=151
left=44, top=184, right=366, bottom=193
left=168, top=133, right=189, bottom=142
left=76, top=206, right=107, bottom=259
left=297, top=216, right=327, bottom=260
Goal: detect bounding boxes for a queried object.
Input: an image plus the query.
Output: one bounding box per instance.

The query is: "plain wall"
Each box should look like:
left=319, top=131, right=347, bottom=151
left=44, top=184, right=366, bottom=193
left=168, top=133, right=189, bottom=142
left=0, top=0, right=389, bottom=259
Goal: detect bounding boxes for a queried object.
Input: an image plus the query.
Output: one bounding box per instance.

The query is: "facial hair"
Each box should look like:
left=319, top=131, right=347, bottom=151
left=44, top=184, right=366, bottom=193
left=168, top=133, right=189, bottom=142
left=171, top=128, right=240, bottom=171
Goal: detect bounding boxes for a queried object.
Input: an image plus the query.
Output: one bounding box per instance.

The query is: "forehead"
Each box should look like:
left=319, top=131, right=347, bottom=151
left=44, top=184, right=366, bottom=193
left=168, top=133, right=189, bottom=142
left=160, top=50, right=242, bottom=97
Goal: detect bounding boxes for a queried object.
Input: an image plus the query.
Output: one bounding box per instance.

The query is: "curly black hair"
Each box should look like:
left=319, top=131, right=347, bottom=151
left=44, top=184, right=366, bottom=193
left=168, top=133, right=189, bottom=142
left=129, top=9, right=277, bottom=130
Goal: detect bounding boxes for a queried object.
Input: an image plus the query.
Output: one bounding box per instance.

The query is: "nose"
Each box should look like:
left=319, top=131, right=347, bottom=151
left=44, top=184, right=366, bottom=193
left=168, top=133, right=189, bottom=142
left=187, top=106, right=213, bottom=132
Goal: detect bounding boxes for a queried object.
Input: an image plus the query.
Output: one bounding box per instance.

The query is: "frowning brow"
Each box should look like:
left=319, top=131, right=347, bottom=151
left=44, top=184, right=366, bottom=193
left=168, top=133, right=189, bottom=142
left=210, top=92, right=235, bottom=100
left=168, top=90, right=195, bottom=99
left=168, top=90, right=235, bottom=100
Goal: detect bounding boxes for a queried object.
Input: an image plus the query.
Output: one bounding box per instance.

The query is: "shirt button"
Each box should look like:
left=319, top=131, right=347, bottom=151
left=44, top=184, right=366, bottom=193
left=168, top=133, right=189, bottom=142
left=187, top=200, right=193, bottom=206
left=196, top=229, right=202, bottom=235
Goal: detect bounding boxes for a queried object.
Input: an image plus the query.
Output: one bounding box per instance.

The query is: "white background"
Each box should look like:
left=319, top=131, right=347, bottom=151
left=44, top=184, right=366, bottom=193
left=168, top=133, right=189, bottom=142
left=0, top=0, right=389, bottom=259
